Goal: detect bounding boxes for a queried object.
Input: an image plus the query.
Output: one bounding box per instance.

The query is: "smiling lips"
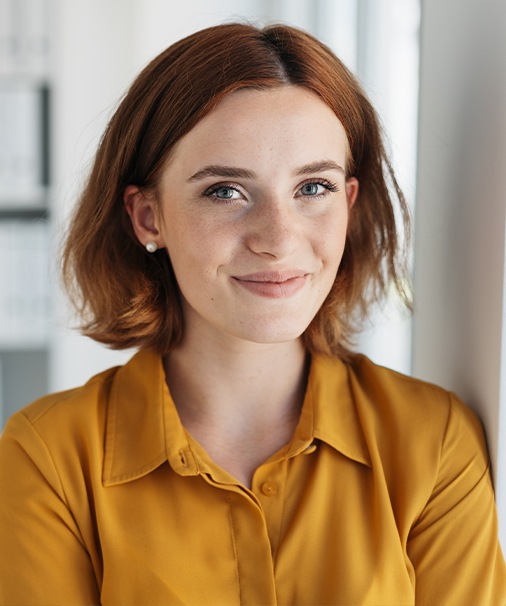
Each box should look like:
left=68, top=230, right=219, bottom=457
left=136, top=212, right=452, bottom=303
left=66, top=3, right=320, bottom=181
left=232, top=271, right=309, bottom=299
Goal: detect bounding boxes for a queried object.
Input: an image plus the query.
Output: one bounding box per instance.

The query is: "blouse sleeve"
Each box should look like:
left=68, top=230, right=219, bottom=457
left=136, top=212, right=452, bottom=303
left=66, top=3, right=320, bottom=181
left=407, top=393, right=506, bottom=605
left=0, top=412, right=101, bottom=605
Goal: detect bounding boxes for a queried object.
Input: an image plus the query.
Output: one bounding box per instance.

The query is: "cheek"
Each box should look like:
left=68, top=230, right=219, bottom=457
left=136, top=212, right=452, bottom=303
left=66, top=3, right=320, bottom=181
left=315, top=209, right=349, bottom=263
left=164, top=219, right=231, bottom=281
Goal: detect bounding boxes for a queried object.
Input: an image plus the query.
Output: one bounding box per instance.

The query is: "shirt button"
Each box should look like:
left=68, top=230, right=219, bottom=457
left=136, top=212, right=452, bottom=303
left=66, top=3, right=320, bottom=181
left=260, top=481, right=278, bottom=496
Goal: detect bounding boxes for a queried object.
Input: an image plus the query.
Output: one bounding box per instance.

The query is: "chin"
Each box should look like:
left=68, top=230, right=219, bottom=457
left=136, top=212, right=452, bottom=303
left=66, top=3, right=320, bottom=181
left=232, top=319, right=309, bottom=345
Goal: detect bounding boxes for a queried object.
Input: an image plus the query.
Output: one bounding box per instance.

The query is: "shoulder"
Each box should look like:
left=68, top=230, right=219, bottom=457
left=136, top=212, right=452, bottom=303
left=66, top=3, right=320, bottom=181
left=2, top=348, right=162, bottom=439
left=311, top=353, right=488, bottom=487
left=0, top=365, right=122, bottom=482
left=316, top=352, right=479, bottom=430
left=349, top=353, right=452, bottom=408
left=346, top=354, right=484, bottom=447
left=4, top=365, right=119, bottom=440
left=0, top=349, right=166, bottom=484
left=313, top=352, right=455, bottom=419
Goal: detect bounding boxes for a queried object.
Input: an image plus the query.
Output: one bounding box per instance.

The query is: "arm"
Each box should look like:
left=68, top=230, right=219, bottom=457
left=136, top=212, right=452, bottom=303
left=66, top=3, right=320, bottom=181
left=0, top=412, right=101, bottom=605
left=408, top=394, right=506, bottom=605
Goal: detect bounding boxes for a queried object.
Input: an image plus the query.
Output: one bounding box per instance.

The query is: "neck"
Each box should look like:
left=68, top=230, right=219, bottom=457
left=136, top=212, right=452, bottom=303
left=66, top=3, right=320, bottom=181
left=165, top=332, right=307, bottom=428
left=163, top=330, right=309, bottom=486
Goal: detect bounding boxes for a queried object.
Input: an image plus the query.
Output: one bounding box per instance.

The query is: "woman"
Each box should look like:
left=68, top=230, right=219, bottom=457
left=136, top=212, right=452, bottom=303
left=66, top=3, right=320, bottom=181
left=0, top=22, right=504, bottom=605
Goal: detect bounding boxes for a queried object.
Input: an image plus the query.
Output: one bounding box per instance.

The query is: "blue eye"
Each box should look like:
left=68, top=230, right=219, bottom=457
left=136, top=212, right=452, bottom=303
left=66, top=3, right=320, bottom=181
left=298, top=180, right=338, bottom=197
left=214, top=186, right=235, bottom=199
left=203, top=184, right=242, bottom=201
left=301, top=183, right=322, bottom=196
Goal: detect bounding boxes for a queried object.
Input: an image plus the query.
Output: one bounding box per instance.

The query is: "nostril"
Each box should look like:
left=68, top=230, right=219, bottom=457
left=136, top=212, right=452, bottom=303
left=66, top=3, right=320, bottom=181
left=246, top=205, right=299, bottom=258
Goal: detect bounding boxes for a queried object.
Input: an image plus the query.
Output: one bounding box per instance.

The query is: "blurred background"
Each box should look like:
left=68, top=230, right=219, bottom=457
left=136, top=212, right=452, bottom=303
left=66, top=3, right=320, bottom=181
left=1, top=0, right=505, bottom=545
left=0, top=0, right=419, bottom=416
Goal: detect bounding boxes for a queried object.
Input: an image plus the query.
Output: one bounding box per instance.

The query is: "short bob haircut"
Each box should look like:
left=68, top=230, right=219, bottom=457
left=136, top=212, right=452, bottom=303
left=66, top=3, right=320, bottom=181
left=62, top=22, right=411, bottom=358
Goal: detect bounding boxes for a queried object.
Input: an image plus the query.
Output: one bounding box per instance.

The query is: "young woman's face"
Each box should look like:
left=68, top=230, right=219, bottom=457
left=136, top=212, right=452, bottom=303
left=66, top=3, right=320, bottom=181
left=154, top=86, right=358, bottom=346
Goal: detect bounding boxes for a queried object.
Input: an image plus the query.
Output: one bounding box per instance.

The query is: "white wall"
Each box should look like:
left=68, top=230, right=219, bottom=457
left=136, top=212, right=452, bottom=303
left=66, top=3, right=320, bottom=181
left=129, top=0, right=275, bottom=70
left=413, top=0, right=506, bottom=546
left=50, top=0, right=138, bottom=392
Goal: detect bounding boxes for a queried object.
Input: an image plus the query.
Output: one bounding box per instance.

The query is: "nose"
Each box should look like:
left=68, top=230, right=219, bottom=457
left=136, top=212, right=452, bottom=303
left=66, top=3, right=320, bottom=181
left=245, top=197, right=300, bottom=259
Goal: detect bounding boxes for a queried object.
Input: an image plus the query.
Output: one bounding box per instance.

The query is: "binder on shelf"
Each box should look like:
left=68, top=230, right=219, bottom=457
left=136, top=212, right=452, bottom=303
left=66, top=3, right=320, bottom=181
left=0, top=219, right=51, bottom=346
left=0, top=81, right=49, bottom=208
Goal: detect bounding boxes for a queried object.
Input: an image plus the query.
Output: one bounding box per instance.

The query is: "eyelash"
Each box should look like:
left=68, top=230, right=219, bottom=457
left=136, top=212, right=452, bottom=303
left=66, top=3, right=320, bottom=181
left=298, top=178, right=340, bottom=198
left=202, top=179, right=340, bottom=202
left=203, top=182, right=243, bottom=203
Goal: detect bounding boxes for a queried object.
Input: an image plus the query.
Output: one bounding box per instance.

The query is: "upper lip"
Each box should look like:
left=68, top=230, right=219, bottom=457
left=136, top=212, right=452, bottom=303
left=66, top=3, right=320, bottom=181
left=233, top=270, right=309, bottom=283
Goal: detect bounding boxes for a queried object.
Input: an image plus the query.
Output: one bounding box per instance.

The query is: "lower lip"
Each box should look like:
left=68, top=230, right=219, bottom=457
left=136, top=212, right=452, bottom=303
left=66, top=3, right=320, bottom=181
left=232, top=276, right=308, bottom=299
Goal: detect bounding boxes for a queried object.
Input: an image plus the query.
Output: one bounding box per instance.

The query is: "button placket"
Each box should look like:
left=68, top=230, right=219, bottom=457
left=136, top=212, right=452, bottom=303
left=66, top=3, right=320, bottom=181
left=252, top=459, right=287, bottom=557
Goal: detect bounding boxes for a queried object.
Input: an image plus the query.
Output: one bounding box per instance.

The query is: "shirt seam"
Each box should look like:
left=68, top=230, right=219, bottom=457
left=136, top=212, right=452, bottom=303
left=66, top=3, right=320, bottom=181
left=19, top=411, right=89, bottom=552
left=272, top=457, right=289, bottom=562
left=408, top=392, right=451, bottom=532
left=29, top=373, right=114, bottom=425
left=103, top=375, right=118, bottom=484
left=104, top=454, right=169, bottom=485
left=226, top=493, right=243, bottom=604
left=410, top=461, right=492, bottom=538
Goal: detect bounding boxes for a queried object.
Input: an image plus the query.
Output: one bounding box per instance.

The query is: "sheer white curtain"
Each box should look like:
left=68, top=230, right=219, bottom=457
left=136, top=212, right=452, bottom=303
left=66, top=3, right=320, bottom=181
left=309, top=0, right=420, bottom=375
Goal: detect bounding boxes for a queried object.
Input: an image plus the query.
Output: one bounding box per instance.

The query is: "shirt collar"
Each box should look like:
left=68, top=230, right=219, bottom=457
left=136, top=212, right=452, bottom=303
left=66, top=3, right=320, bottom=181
left=103, top=350, right=371, bottom=486
left=103, top=349, right=193, bottom=486
left=293, top=353, right=371, bottom=467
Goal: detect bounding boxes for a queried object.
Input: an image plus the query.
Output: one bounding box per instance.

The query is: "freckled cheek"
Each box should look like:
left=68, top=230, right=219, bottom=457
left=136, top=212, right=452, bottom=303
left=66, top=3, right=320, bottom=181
left=312, top=213, right=348, bottom=262
left=168, top=233, right=233, bottom=281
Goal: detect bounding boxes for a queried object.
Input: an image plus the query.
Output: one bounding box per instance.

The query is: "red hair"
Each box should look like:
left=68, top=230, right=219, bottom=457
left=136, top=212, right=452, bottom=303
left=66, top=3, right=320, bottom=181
left=62, top=22, right=411, bottom=357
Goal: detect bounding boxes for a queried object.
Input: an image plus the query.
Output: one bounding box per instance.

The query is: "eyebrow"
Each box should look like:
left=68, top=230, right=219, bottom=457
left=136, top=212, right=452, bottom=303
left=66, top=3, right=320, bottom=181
left=295, top=160, right=345, bottom=176
left=188, top=166, right=255, bottom=181
left=187, top=160, right=345, bottom=182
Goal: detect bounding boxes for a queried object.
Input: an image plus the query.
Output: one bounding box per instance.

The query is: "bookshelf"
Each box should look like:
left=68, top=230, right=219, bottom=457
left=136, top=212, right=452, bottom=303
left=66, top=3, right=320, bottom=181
left=0, top=0, right=52, bottom=426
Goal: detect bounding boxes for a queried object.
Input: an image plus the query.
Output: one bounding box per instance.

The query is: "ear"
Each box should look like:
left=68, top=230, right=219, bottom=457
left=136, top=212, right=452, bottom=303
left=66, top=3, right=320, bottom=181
left=345, top=177, right=359, bottom=210
left=124, top=185, right=161, bottom=248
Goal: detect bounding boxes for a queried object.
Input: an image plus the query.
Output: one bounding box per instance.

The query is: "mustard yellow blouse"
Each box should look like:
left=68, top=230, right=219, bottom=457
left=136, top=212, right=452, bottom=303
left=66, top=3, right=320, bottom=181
left=0, top=350, right=504, bottom=605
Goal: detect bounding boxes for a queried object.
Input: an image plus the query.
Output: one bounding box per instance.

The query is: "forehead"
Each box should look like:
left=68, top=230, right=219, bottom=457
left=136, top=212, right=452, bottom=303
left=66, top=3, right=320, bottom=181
left=164, top=85, right=350, bottom=174
left=196, top=85, right=345, bottom=139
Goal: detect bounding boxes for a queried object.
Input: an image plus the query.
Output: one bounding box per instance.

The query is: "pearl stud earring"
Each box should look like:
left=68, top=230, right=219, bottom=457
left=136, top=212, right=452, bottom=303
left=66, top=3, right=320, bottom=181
left=146, top=241, right=158, bottom=253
